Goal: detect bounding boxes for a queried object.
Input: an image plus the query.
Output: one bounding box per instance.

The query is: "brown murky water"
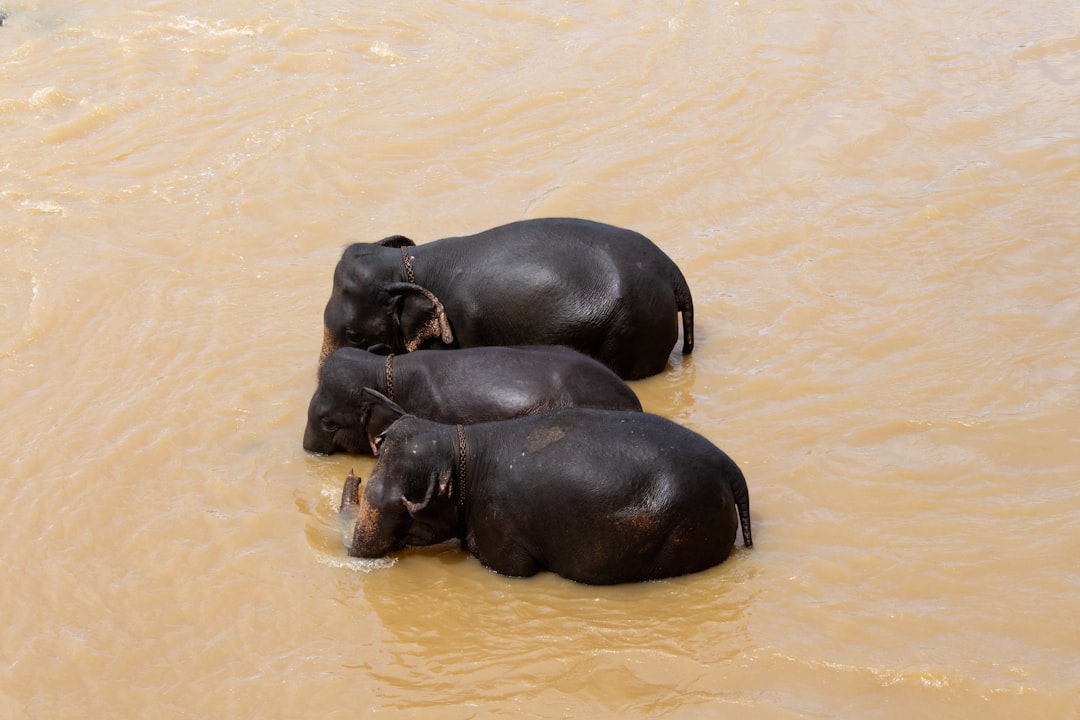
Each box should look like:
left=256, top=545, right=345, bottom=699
left=2, top=1, right=1078, bottom=717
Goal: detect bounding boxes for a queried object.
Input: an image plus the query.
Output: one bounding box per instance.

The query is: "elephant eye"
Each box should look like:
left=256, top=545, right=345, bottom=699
left=344, top=329, right=363, bottom=346
left=321, top=419, right=339, bottom=434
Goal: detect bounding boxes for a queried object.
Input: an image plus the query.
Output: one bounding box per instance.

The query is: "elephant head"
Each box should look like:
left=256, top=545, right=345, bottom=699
left=303, top=349, right=403, bottom=455
left=320, top=236, right=454, bottom=366
left=304, top=384, right=411, bottom=456
left=336, top=404, right=460, bottom=558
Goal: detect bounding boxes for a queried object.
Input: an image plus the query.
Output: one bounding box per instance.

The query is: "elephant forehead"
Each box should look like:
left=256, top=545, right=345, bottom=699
left=343, top=242, right=382, bottom=263
left=339, top=245, right=392, bottom=281
left=324, top=354, right=379, bottom=388
left=379, top=423, right=445, bottom=459
left=362, top=469, right=402, bottom=506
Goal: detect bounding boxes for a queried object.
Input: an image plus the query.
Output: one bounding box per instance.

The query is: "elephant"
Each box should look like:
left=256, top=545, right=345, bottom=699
left=337, top=394, right=752, bottom=585
left=319, top=218, right=695, bottom=380
left=304, top=345, right=642, bottom=455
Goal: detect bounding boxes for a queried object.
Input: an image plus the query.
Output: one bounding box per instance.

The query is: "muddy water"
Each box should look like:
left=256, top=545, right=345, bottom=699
left=2, top=1, right=1078, bottom=717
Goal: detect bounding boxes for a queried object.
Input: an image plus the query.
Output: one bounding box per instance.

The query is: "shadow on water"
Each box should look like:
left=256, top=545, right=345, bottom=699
left=352, top=542, right=757, bottom=712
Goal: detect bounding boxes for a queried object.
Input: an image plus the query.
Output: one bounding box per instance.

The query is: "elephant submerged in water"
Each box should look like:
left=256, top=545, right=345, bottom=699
left=319, top=218, right=695, bottom=380
left=338, top=395, right=752, bottom=585
left=304, top=345, right=641, bottom=455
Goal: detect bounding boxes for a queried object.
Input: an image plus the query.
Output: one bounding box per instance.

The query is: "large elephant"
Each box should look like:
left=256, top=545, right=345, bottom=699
left=320, top=218, right=694, bottom=380
left=304, top=345, right=642, bottom=455
left=338, top=395, right=752, bottom=585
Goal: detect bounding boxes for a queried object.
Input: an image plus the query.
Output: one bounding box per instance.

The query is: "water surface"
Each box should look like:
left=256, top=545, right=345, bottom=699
left=2, top=2, right=1078, bottom=717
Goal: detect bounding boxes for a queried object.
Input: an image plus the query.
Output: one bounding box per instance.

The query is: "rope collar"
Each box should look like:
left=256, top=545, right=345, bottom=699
left=400, top=246, right=416, bottom=283
left=455, top=424, right=468, bottom=544
left=384, top=354, right=395, bottom=401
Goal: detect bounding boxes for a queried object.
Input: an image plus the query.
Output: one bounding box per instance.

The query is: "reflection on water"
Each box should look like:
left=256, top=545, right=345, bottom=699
left=2, top=0, right=1078, bottom=717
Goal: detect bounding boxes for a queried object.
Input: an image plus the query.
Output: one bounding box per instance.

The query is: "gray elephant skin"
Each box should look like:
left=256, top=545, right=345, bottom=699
left=304, top=345, right=642, bottom=455
left=338, top=398, right=753, bottom=585
left=320, top=218, right=694, bottom=380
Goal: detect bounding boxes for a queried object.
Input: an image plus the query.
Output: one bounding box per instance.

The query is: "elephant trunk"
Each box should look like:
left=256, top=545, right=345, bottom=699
left=348, top=501, right=399, bottom=558
left=338, top=470, right=361, bottom=514
left=319, top=324, right=338, bottom=369
left=337, top=470, right=362, bottom=549
left=728, top=464, right=753, bottom=548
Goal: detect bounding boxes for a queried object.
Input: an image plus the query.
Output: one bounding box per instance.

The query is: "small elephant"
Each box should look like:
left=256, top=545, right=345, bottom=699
left=304, top=345, right=642, bottom=455
left=338, top=396, right=752, bottom=585
left=320, top=218, right=694, bottom=380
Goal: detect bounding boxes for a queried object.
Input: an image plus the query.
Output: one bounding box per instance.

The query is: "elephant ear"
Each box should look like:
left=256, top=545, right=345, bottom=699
left=357, top=388, right=408, bottom=455
left=386, top=282, right=455, bottom=352
left=402, top=468, right=453, bottom=517
left=376, top=235, right=415, bottom=248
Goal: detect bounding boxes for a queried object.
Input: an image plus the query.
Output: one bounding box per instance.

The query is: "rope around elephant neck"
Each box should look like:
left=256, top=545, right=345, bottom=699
left=384, top=354, right=395, bottom=401
left=456, top=424, right=468, bottom=545
left=400, top=247, right=416, bottom=283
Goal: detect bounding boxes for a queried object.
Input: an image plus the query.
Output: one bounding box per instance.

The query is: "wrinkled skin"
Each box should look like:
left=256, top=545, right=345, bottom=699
left=339, top=400, right=752, bottom=585
left=320, top=218, right=694, bottom=380
left=304, top=345, right=642, bottom=455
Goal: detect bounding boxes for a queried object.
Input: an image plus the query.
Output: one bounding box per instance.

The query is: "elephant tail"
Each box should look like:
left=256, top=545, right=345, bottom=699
left=674, top=270, right=694, bottom=354
left=728, top=461, right=753, bottom=548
